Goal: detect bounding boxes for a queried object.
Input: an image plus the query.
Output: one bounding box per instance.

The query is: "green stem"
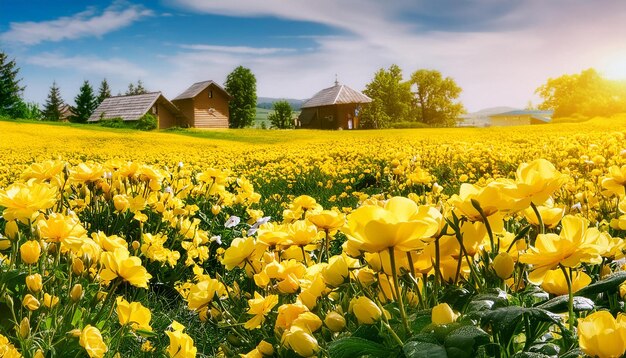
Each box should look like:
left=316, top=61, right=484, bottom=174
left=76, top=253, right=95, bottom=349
left=559, top=264, right=574, bottom=331
left=531, top=202, right=545, bottom=235
left=388, top=247, right=410, bottom=334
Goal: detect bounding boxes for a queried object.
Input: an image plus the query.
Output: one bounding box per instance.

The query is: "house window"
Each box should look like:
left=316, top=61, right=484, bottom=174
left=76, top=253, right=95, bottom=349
left=208, top=90, right=213, bottom=98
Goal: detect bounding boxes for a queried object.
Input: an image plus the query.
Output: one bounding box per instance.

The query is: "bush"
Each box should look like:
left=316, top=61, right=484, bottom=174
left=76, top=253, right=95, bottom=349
left=135, top=113, right=158, bottom=131
left=99, top=117, right=125, bottom=128
left=389, top=121, right=430, bottom=129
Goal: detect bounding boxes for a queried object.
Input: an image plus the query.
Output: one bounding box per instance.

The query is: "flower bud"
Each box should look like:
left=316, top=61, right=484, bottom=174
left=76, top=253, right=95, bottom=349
left=132, top=241, right=140, bottom=250
left=23, top=294, right=41, bottom=311
left=43, top=293, right=59, bottom=308
left=257, top=340, right=274, bottom=356
left=322, top=255, right=349, bottom=287
left=492, top=252, right=515, bottom=279
left=19, top=317, right=30, bottom=339
left=34, top=350, right=45, bottom=358
left=432, top=303, right=459, bottom=325
left=26, top=273, right=43, bottom=293
left=70, top=284, right=83, bottom=302
left=211, top=205, right=221, bottom=215
left=20, top=240, right=41, bottom=265
left=72, top=257, right=85, bottom=275
left=5, top=220, right=19, bottom=240
left=350, top=296, right=381, bottom=324
left=324, top=311, right=346, bottom=332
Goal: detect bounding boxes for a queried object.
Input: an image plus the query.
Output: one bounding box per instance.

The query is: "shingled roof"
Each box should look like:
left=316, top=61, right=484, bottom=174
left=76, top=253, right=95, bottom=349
left=88, top=92, right=181, bottom=122
left=173, top=80, right=232, bottom=101
left=301, top=83, right=372, bottom=109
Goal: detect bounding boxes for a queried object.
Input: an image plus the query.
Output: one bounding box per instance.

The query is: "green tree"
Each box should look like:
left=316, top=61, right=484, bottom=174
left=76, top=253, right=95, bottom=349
left=0, top=51, right=25, bottom=117
left=536, top=68, right=626, bottom=118
left=268, top=100, right=294, bottom=129
left=225, top=66, right=257, bottom=128
left=97, top=78, right=111, bottom=104
left=409, top=69, right=465, bottom=127
left=71, top=80, right=97, bottom=123
left=43, top=81, right=63, bottom=121
left=125, top=80, right=148, bottom=95
left=360, top=64, right=412, bottom=128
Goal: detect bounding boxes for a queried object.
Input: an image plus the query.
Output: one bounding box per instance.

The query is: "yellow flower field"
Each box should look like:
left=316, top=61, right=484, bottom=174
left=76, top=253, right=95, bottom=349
left=1, top=116, right=626, bottom=358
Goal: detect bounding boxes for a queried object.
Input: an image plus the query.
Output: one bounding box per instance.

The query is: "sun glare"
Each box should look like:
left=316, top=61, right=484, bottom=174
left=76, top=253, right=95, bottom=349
left=601, top=53, right=626, bottom=80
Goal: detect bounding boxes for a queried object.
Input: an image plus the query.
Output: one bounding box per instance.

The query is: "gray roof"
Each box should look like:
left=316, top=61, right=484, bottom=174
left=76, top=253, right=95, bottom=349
left=301, top=83, right=372, bottom=109
left=173, top=80, right=231, bottom=101
left=490, top=110, right=554, bottom=123
left=88, top=92, right=180, bottom=122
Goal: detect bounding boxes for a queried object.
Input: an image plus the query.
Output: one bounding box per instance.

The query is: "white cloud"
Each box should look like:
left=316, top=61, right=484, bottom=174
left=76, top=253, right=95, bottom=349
left=179, top=44, right=296, bottom=55
left=26, top=53, right=149, bottom=79
left=0, top=2, right=153, bottom=45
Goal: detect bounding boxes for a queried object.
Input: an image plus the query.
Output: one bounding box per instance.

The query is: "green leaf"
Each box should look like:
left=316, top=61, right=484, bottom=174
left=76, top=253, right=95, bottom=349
left=403, top=341, right=448, bottom=358
left=536, top=295, right=594, bottom=313
left=479, top=306, right=562, bottom=345
left=410, top=312, right=433, bottom=332
left=529, top=342, right=560, bottom=356
left=576, top=271, right=626, bottom=297
left=511, top=353, right=551, bottom=358
left=443, top=325, right=491, bottom=358
left=328, top=337, right=389, bottom=358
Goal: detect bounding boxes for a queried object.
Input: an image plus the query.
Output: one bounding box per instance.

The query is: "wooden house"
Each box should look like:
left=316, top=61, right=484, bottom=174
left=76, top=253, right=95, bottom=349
left=298, top=81, right=372, bottom=129
left=172, top=81, right=232, bottom=129
left=489, top=110, right=553, bottom=126
left=59, top=103, right=74, bottom=121
left=88, top=92, right=185, bottom=129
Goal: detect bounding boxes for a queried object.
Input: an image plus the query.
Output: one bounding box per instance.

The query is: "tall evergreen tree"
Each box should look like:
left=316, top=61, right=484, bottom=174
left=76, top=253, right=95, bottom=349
left=71, top=80, right=97, bottom=123
left=97, top=78, right=111, bottom=104
left=43, top=81, right=63, bottom=121
left=0, top=50, right=25, bottom=117
left=225, top=66, right=257, bottom=128
left=125, top=80, right=148, bottom=95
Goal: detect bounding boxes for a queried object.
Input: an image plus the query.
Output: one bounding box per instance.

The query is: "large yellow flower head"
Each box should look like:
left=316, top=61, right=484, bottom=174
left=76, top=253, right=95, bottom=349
left=602, top=165, right=626, bottom=197
left=70, top=162, right=105, bottom=183
left=307, top=210, right=345, bottom=231
left=79, top=325, right=108, bottom=358
left=519, top=215, right=602, bottom=284
left=116, top=296, right=152, bottom=332
left=37, top=212, right=88, bottom=252
left=186, top=277, right=226, bottom=311
left=221, top=236, right=264, bottom=271
left=99, top=248, right=152, bottom=288
left=244, top=292, right=279, bottom=330
left=166, top=323, right=197, bottom=358
left=344, top=197, right=440, bottom=253
left=449, top=180, right=522, bottom=221
left=578, top=311, right=626, bottom=358
left=0, top=182, right=57, bottom=223
left=21, top=160, right=65, bottom=187
left=512, top=158, right=568, bottom=205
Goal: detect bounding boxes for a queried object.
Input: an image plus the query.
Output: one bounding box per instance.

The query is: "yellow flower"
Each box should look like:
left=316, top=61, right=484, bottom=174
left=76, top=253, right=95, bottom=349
left=70, top=284, right=83, bottom=302
left=221, top=237, right=264, bottom=271
left=602, top=165, right=626, bottom=197
left=113, top=194, right=131, bottom=212
left=449, top=180, right=522, bottom=221
left=20, top=240, right=41, bottom=265
left=492, top=252, right=515, bottom=279
left=512, top=159, right=568, bottom=205
left=0, top=333, right=22, bottom=357
left=92, top=231, right=127, bottom=252
left=432, top=303, right=459, bottom=325
left=37, top=212, right=87, bottom=252
left=285, top=219, right=319, bottom=247
left=79, top=325, right=107, bottom=358
left=281, top=326, right=319, bottom=357
left=519, top=215, right=602, bottom=284
left=116, top=296, right=152, bottom=332
left=350, top=296, right=381, bottom=325
left=541, top=269, right=591, bottom=296
left=578, top=311, right=626, bottom=358
left=275, top=303, right=309, bottom=332
left=70, top=162, right=105, bottom=183
left=4, top=220, right=18, bottom=240
left=244, top=292, right=278, bottom=330
left=257, top=340, right=274, bottom=356
left=324, top=311, right=346, bottom=332
left=523, top=205, right=565, bottom=228
left=0, top=182, right=57, bottom=223
left=43, top=293, right=59, bottom=308
left=307, top=210, right=345, bottom=231
left=322, top=255, right=349, bottom=287
left=22, top=294, right=40, bottom=311
left=25, top=273, right=43, bottom=293
left=99, top=248, right=152, bottom=288
left=187, top=277, right=225, bottom=311
left=344, top=197, right=440, bottom=253
left=166, top=329, right=197, bottom=358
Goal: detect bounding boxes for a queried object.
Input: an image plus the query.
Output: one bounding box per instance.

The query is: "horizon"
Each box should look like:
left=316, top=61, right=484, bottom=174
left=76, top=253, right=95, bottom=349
left=2, top=0, right=626, bottom=112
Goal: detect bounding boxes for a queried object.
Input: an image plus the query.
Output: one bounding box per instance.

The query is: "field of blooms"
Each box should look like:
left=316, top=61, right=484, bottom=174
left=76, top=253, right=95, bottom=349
left=1, top=116, right=626, bottom=358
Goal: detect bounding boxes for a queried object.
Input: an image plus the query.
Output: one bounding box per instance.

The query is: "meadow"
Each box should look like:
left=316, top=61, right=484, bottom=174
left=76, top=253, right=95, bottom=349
left=1, top=116, right=626, bottom=358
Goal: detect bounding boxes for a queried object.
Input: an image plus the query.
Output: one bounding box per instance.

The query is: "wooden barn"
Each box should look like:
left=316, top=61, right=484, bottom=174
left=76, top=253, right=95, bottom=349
left=88, top=92, right=185, bottom=129
left=298, top=81, right=372, bottom=130
left=172, top=80, right=232, bottom=129
left=489, top=110, right=554, bottom=126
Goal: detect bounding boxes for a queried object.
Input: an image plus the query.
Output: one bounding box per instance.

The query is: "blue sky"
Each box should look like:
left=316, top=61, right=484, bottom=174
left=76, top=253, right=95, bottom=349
left=2, top=0, right=626, bottom=112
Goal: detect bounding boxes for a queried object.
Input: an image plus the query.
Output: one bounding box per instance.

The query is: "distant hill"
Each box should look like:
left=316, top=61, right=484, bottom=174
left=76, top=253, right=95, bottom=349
left=257, top=97, right=306, bottom=111
left=458, top=106, right=520, bottom=127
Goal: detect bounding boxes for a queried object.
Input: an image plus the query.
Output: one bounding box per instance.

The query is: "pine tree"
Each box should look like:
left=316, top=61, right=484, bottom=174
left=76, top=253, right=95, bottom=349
left=43, top=81, right=63, bottom=121
left=71, top=80, right=97, bottom=123
left=125, top=80, right=148, bottom=95
left=0, top=50, right=25, bottom=117
left=97, top=78, right=111, bottom=104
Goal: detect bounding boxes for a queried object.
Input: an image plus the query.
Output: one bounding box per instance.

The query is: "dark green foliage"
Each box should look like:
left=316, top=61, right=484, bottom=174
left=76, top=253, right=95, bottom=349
left=268, top=100, right=294, bottom=128
left=361, top=64, right=413, bottom=128
left=135, top=113, right=158, bottom=131
left=409, top=69, right=465, bottom=127
left=99, top=117, right=125, bottom=128
left=225, top=66, right=257, bottom=128
left=71, top=80, right=97, bottom=123
left=126, top=80, right=148, bottom=95
left=43, top=81, right=63, bottom=121
left=0, top=50, right=25, bottom=117
left=97, top=78, right=111, bottom=104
